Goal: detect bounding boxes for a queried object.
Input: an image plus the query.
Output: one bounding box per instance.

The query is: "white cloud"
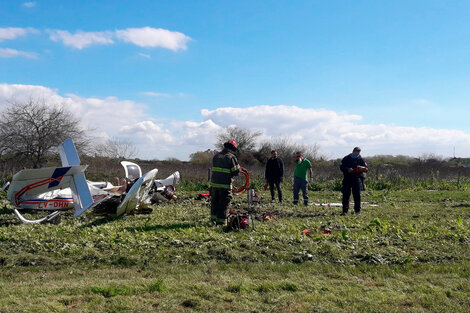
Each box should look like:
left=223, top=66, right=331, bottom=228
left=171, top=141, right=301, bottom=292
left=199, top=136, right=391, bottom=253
left=413, top=99, right=430, bottom=105
left=2, top=84, right=470, bottom=160
left=200, top=105, right=470, bottom=158
left=22, top=2, right=36, bottom=8
left=0, top=83, right=178, bottom=159
left=141, top=91, right=171, bottom=97
left=115, top=27, right=191, bottom=51
left=0, top=48, right=37, bottom=58
left=48, top=30, right=114, bottom=49
left=140, top=91, right=188, bottom=98
left=0, top=27, right=38, bottom=42
left=120, top=121, right=175, bottom=146
left=201, top=105, right=362, bottom=138
left=172, top=120, right=223, bottom=147
left=0, top=84, right=146, bottom=128
left=138, top=52, right=151, bottom=59
left=0, top=84, right=60, bottom=103
left=5, top=26, right=190, bottom=52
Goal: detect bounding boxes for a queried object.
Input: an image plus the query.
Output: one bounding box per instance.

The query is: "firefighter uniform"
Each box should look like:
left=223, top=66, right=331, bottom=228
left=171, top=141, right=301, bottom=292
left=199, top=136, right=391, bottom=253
left=210, top=144, right=240, bottom=224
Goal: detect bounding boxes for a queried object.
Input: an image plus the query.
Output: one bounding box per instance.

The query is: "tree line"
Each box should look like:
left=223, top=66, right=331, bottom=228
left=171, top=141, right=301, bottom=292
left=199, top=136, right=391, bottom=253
left=1, top=98, right=470, bottom=190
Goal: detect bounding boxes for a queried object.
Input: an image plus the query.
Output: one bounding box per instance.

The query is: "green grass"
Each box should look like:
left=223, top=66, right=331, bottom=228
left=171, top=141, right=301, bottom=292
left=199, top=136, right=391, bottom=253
left=0, top=188, right=469, bottom=312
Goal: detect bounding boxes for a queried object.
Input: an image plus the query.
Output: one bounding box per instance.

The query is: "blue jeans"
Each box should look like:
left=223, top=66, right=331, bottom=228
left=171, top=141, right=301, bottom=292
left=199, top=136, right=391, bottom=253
left=293, top=176, right=308, bottom=205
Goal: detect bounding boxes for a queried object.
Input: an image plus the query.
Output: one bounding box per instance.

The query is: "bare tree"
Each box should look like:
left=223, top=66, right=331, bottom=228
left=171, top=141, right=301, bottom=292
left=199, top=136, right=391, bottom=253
left=259, top=137, right=322, bottom=161
left=94, top=137, right=138, bottom=159
left=216, top=126, right=262, bottom=152
left=0, top=98, right=89, bottom=168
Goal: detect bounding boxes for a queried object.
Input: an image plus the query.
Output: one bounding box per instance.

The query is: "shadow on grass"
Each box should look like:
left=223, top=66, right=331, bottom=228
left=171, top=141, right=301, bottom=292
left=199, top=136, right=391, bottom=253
left=124, top=223, right=197, bottom=232
left=80, top=216, right=123, bottom=228
left=0, top=208, right=13, bottom=215
left=452, top=203, right=470, bottom=208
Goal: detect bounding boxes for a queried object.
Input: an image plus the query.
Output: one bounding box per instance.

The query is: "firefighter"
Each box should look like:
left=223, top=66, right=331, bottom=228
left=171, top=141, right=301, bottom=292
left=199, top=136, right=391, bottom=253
left=210, top=140, right=240, bottom=225
left=340, top=147, right=368, bottom=215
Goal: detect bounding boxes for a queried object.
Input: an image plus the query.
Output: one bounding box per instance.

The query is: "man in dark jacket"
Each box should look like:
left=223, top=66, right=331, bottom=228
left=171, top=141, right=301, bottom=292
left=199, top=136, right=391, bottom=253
left=265, top=150, right=284, bottom=202
left=210, top=140, right=240, bottom=225
left=340, top=147, right=368, bottom=215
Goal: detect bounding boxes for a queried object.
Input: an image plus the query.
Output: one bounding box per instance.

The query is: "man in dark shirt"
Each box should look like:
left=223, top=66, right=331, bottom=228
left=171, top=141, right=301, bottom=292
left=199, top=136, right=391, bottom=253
left=265, top=150, right=284, bottom=202
left=340, top=147, right=368, bottom=215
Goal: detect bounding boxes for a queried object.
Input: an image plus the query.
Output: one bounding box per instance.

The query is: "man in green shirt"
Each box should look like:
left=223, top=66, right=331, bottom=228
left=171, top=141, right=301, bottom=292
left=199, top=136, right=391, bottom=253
left=293, top=151, right=313, bottom=205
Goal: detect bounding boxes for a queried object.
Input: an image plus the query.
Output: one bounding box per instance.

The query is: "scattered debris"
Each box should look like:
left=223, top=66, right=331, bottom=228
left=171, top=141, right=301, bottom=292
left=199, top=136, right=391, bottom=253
left=302, top=228, right=331, bottom=237
left=4, top=138, right=180, bottom=224
left=227, top=210, right=252, bottom=230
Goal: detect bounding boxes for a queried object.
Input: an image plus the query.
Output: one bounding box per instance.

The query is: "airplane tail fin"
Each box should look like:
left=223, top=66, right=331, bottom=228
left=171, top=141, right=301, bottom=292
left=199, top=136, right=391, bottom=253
left=57, top=138, right=93, bottom=217
left=58, top=138, right=81, bottom=167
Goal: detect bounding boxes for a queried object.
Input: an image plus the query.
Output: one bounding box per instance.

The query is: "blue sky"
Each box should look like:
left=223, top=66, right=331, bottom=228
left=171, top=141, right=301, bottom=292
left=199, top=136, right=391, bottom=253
left=1, top=1, right=470, bottom=160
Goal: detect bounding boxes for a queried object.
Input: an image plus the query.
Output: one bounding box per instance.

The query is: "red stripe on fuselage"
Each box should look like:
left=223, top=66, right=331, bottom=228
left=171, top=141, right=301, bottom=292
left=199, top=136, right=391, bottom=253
left=14, top=176, right=64, bottom=206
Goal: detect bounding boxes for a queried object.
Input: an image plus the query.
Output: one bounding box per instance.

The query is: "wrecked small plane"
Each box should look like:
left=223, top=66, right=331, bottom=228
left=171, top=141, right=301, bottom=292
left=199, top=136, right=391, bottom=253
left=2, top=138, right=180, bottom=224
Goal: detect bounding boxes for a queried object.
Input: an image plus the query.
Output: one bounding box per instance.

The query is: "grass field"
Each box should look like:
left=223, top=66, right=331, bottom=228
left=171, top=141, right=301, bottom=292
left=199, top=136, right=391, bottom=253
left=1, top=188, right=469, bottom=312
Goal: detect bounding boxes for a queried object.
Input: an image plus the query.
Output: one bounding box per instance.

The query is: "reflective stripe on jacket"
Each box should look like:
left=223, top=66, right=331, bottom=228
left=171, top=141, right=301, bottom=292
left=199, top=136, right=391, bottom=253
left=210, top=148, right=240, bottom=189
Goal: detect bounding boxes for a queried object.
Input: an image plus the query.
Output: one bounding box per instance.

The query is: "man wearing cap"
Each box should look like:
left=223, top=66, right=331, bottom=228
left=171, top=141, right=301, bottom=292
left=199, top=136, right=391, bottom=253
left=210, top=140, right=240, bottom=225
left=340, top=147, right=368, bottom=215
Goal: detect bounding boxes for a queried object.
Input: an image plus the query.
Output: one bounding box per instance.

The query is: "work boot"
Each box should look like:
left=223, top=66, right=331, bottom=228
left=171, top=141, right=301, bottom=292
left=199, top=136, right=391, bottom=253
left=211, top=215, right=226, bottom=226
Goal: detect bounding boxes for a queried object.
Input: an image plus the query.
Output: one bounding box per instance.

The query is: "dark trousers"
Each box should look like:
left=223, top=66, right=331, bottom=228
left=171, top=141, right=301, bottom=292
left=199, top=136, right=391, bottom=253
left=342, top=178, right=362, bottom=213
left=293, top=176, right=308, bottom=205
left=210, top=187, right=232, bottom=223
left=268, top=178, right=283, bottom=202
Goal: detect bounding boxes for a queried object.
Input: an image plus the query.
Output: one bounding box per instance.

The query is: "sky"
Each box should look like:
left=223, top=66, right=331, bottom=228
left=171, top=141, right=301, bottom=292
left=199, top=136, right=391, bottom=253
left=1, top=0, right=470, bottom=160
